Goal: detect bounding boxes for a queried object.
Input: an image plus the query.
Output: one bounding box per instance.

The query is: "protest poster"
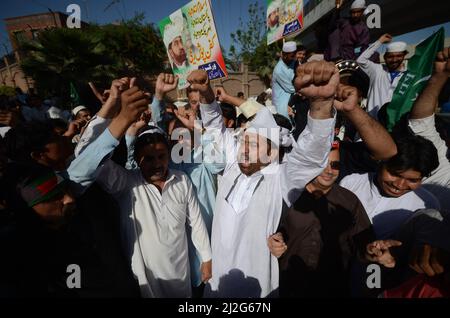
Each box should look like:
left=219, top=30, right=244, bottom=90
left=267, top=0, right=304, bottom=45
left=159, top=0, right=228, bottom=89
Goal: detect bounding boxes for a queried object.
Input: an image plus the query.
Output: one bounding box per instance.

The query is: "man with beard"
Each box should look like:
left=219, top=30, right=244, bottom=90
left=357, top=33, right=409, bottom=118
left=196, top=61, right=339, bottom=297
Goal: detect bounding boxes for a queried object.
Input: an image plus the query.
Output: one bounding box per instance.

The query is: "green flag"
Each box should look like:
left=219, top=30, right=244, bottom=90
left=70, top=82, right=81, bottom=106
left=386, top=28, right=445, bottom=131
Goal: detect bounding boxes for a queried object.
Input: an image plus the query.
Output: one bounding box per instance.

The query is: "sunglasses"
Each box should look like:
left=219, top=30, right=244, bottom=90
left=329, top=161, right=341, bottom=170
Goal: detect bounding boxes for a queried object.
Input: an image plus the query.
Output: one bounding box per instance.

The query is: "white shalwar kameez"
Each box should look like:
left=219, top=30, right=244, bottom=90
left=201, top=101, right=335, bottom=297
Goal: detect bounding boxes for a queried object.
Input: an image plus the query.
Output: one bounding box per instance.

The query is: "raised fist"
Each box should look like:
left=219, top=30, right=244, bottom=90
left=294, top=61, right=340, bottom=100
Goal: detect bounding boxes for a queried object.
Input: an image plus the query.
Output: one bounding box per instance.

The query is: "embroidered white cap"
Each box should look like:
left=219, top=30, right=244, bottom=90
left=72, top=105, right=88, bottom=116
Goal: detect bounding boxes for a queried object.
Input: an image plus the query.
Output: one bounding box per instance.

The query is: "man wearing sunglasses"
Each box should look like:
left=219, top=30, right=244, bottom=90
left=268, top=141, right=377, bottom=297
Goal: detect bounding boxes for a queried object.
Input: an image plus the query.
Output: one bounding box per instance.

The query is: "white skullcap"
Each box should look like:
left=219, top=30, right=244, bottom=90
left=267, top=0, right=280, bottom=17
left=163, top=21, right=182, bottom=48
left=138, top=125, right=166, bottom=138
left=351, top=0, right=366, bottom=10
left=307, top=53, right=324, bottom=62
left=386, top=41, right=408, bottom=53
left=174, top=100, right=188, bottom=108
left=72, top=105, right=88, bottom=116
left=282, top=41, right=297, bottom=53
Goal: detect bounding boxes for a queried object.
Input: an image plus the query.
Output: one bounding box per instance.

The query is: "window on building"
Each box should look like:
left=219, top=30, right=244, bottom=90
left=14, top=31, right=28, bottom=45
left=31, top=29, right=40, bottom=40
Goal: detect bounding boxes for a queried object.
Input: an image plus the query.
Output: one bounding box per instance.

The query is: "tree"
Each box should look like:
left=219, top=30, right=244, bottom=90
left=20, top=13, right=166, bottom=106
left=229, top=2, right=266, bottom=70
left=228, top=2, right=283, bottom=86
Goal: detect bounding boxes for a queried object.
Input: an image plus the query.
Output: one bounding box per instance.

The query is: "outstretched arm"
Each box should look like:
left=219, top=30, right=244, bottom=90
left=283, top=61, right=338, bottom=206
left=335, top=84, right=397, bottom=160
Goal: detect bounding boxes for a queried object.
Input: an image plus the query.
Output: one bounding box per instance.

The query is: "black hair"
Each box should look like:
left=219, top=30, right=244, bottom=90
left=3, top=121, right=58, bottom=164
left=220, top=102, right=237, bottom=124
left=383, top=134, right=439, bottom=178
left=297, top=45, right=307, bottom=52
left=134, top=132, right=169, bottom=159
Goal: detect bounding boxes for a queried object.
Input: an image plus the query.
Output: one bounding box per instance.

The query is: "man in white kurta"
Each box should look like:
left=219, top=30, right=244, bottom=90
left=357, top=34, right=408, bottom=118
left=70, top=105, right=211, bottom=298
left=189, top=63, right=337, bottom=297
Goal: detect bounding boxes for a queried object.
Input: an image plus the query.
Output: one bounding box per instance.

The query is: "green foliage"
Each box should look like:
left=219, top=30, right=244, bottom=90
left=0, top=86, right=16, bottom=97
left=228, top=1, right=282, bottom=85
left=20, top=13, right=166, bottom=104
left=250, top=40, right=282, bottom=87
left=229, top=2, right=266, bottom=70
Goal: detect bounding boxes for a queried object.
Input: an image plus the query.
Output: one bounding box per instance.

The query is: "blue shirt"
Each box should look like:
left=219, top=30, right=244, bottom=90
left=126, top=99, right=225, bottom=287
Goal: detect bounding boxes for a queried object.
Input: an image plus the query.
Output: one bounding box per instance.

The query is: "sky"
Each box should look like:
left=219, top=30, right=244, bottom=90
left=0, top=0, right=449, bottom=56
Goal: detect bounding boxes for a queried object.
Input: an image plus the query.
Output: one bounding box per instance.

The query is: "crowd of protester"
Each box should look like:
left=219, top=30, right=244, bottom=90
left=1, top=0, right=450, bottom=298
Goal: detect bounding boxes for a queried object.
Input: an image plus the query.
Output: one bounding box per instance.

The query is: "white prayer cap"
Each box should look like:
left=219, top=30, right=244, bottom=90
left=351, top=0, right=367, bottom=10
left=245, top=106, right=283, bottom=147
left=72, top=105, right=88, bottom=116
left=386, top=41, right=408, bottom=53
left=239, top=99, right=264, bottom=119
left=267, top=0, right=280, bottom=17
left=163, top=21, right=182, bottom=48
left=282, top=41, right=297, bottom=53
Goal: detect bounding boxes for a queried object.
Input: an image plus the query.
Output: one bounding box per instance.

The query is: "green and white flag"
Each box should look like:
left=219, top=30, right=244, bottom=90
left=70, top=82, right=81, bottom=106
left=386, top=28, right=445, bottom=131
